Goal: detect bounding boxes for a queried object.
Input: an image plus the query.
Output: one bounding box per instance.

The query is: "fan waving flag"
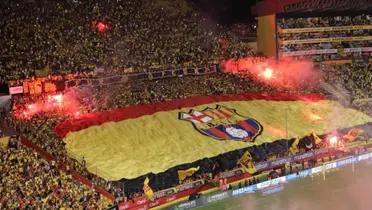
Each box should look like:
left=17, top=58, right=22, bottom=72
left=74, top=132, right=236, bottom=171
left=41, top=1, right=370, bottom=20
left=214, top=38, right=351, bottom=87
left=178, top=166, right=200, bottom=181
left=58, top=93, right=372, bottom=181
left=143, top=177, right=154, bottom=200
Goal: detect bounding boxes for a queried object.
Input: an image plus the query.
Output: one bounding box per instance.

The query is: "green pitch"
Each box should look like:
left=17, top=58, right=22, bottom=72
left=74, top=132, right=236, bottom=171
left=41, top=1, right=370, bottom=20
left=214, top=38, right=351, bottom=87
left=196, top=161, right=372, bottom=210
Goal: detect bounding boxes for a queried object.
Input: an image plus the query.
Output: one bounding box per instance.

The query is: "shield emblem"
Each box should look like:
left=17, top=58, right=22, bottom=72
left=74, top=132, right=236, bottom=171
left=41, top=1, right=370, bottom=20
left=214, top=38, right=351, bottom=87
left=179, top=105, right=262, bottom=142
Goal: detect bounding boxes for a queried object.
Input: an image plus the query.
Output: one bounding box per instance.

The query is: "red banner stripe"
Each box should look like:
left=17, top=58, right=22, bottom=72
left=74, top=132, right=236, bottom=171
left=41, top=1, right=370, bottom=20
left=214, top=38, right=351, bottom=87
left=238, top=120, right=258, bottom=133
left=218, top=108, right=234, bottom=118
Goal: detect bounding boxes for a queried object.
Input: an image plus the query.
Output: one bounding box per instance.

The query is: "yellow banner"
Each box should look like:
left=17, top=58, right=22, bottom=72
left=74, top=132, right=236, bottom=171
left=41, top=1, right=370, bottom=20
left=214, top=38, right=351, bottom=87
left=0, top=137, right=9, bottom=149
left=321, top=60, right=352, bottom=65
left=177, top=166, right=200, bottom=181
left=281, top=36, right=372, bottom=45
left=279, top=25, right=372, bottom=34
left=289, top=137, right=300, bottom=155
left=64, top=100, right=372, bottom=181
left=311, top=131, right=322, bottom=145
left=239, top=151, right=256, bottom=174
left=143, top=177, right=154, bottom=200
left=343, top=128, right=364, bottom=142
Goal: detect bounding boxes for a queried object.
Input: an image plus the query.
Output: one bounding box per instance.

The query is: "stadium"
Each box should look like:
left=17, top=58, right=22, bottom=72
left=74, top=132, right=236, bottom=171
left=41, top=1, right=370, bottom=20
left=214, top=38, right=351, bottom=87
left=0, top=0, right=371, bottom=209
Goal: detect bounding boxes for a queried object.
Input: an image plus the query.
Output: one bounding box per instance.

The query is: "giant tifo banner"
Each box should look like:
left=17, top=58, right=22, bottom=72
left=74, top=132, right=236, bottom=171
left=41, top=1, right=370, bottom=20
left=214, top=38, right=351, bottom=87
left=55, top=93, right=372, bottom=181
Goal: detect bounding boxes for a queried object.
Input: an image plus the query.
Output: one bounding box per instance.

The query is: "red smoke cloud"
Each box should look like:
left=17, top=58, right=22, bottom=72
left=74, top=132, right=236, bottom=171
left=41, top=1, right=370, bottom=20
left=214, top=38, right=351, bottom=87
left=17, top=92, right=81, bottom=119
left=222, top=57, right=321, bottom=89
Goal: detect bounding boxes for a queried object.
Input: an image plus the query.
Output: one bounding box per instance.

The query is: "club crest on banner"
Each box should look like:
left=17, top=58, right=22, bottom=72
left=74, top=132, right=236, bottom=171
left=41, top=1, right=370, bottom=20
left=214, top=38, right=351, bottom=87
left=179, top=105, right=262, bottom=142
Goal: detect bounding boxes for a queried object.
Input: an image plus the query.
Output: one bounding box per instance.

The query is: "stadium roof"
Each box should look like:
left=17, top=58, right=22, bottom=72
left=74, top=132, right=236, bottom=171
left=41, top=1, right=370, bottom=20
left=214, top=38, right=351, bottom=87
left=251, top=0, right=372, bottom=16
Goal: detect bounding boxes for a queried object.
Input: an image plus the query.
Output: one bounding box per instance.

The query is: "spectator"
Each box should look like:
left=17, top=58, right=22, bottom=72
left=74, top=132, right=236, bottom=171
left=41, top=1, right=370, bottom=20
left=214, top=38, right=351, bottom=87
left=0, top=138, right=111, bottom=209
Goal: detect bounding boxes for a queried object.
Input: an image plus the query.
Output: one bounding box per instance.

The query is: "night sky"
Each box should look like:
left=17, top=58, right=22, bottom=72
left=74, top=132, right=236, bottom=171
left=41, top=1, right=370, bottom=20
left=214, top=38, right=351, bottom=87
left=190, top=0, right=257, bottom=24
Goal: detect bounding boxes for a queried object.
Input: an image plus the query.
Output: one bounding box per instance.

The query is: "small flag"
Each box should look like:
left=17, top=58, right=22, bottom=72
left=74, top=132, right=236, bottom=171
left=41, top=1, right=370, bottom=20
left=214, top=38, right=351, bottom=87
left=239, top=151, right=256, bottom=174
left=177, top=166, right=200, bottom=181
left=343, top=128, right=363, bottom=142
left=143, top=177, right=154, bottom=200
left=0, top=137, right=9, bottom=149
left=311, top=131, right=322, bottom=145
left=289, top=137, right=300, bottom=155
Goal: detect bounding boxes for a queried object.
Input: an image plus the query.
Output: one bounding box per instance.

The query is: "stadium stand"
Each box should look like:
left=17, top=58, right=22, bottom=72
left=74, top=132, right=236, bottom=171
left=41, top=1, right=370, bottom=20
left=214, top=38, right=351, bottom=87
left=277, top=13, right=372, bottom=62
left=252, top=0, right=372, bottom=62
left=0, top=136, right=111, bottom=209
left=0, top=0, right=255, bottom=83
left=0, top=0, right=371, bottom=209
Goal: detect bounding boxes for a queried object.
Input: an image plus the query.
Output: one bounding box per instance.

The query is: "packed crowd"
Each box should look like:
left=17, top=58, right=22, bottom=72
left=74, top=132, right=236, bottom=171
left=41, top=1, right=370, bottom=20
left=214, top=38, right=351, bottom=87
left=7, top=59, right=371, bottom=204
left=0, top=136, right=111, bottom=209
left=1, top=0, right=372, bottom=208
left=0, top=0, right=256, bottom=203
left=277, top=14, right=372, bottom=62
left=319, top=62, right=372, bottom=115
left=279, top=30, right=372, bottom=41
left=278, top=15, right=372, bottom=29
left=0, top=0, right=255, bottom=83
left=8, top=72, right=276, bottom=203
left=103, top=72, right=273, bottom=110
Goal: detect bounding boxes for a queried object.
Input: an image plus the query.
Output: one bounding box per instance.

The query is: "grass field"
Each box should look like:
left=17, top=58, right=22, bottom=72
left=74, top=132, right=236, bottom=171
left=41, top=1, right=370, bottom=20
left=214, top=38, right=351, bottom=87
left=196, top=161, right=372, bottom=210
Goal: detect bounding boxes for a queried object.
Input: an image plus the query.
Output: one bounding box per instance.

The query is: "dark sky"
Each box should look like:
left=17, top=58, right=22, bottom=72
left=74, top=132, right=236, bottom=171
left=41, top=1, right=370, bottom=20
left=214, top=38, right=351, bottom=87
left=190, top=0, right=257, bottom=24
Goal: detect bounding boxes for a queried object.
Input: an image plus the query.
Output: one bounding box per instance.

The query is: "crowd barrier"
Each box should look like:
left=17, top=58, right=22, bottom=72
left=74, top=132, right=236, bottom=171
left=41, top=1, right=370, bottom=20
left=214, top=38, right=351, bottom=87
left=278, top=25, right=372, bottom=34
left=66, top=65, right=217, bottom=88
left=169, top=151, right=372, bottom=210
left=280, top=36, right=372, bottom=45
left=320, top=59, right=352, bottom=65
left=281, top=49, right=338, bottom=57
left=280, top=47, right=372, bottom=57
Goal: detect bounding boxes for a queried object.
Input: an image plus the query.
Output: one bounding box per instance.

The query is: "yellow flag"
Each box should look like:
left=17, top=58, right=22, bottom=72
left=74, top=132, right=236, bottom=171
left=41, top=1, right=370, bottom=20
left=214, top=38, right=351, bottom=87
left=42, top=193, right=51, bottom=204
left=311, top=131, right=322, bottom=145
left=239, top=151, right=256, bottom=174
left=289, top=137, right=300, bottom=155
left=0, top=137, right=9, bottom=149
left=143, top=177, right=154, bottom=200
left=239, top=150, right=252, bottom=165
left=177, top=166, right=200, bottom=181
left=343, top=128, right=363, bottom=142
